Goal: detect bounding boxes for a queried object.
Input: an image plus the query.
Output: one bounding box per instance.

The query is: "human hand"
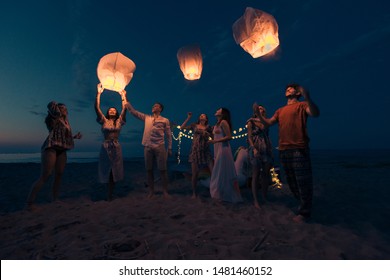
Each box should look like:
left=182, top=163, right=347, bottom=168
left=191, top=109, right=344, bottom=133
left=120, top=90, right=127, bottom=103
left=73, top=132, right=82, bottom=139
left=97, top=83, right=104, bottom=94
left=47, top=101, right=61, bottom=118
left=168, top=149, right=172, bottom=157
left=187, top=112, right=192, bottom=118
left=120, top=89, right=127, bottom=97
left=252, top=101, right=259, bottom=111
left=298, top=86, right=310, bottom=99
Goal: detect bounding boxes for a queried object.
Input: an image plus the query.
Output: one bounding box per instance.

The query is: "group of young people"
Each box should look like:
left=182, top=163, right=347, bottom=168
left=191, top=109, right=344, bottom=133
left=27, top=82, right=319, bottom=223
left=179, top=82, right=319, bottom=223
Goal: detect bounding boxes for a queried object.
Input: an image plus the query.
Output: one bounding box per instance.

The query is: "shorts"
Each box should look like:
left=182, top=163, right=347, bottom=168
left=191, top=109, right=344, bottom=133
left=144, top=145, right=167, bottom=171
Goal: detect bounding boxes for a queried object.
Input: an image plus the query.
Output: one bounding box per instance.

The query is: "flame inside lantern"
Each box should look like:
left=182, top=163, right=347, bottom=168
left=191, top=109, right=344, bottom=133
left=232, top=7, right=279, bottom=58
left=177, top=45, right=203, bottom=80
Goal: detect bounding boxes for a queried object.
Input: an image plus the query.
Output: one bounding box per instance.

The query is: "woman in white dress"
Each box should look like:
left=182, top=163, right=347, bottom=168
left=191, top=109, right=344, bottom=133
left=95, top=83, right=127, bottom=200
left=209, top=108, right=242, bottom=203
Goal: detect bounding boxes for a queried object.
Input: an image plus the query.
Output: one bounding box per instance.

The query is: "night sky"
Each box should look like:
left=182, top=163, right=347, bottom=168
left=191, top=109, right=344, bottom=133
left=1, top=0, right=389, bottom=157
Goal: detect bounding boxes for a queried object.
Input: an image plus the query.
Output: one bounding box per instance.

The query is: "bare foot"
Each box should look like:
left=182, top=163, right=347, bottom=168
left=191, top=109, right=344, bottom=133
left=254, top=201, right=261, bottom=209
left=292, top=214, right=308, bottom=223
left=26, top=203, right=40, bottom=212
left=163, top=192, right=171, bottom=199
left=212, top=198, right=222, bottom=206
left=54, top=200, right=69, bottom=207
left=147, top=192, right=155, bottom=199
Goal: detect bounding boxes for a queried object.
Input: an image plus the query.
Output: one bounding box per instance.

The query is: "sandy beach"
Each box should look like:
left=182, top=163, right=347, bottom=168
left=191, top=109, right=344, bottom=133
left=1, top=150, right=390, bottom=260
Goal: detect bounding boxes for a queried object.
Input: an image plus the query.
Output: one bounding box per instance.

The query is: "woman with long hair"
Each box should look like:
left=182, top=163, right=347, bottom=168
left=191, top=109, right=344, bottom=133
left=180, top=112, right=214, bottom=198
left=27, top=101, right=82, bottom=210
left=247, top=103, right=274, bottom=208
left=95, top=83, right=127, bottom=200
left=209, top=107, right=242, bottom=203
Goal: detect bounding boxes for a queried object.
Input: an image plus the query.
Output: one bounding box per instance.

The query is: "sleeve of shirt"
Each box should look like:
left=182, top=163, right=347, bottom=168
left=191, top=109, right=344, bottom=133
left=272, top=108, right=280, bottom=121
left=302, top=101, right=309, bottom=112
left=127, top=103, right=146, bottom=121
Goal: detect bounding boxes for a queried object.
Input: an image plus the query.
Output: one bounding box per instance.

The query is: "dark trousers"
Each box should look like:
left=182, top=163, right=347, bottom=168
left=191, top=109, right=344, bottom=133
left=279, top=148, right=313, bottom=217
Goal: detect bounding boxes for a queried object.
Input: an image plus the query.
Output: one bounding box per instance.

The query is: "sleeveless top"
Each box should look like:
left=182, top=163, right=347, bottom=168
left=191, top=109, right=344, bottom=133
left=98, top=116, right=125, bottom=141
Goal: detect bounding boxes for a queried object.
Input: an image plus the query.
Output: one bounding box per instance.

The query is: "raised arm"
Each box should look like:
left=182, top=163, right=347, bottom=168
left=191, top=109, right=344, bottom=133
left=249, top=115, right=270, bottom=130
left=119, top=89, right=128, bottom=122
left=95, top=83, right=105, bottom=122
left=299, top=86, right=320, bottom=117
left=251, top=102, right=277, bottom=127
left=180, top=112, right=192, bottom=129
left=125, top=101, right=146, bottom=121
left=257, top=113, right=277, bottom=127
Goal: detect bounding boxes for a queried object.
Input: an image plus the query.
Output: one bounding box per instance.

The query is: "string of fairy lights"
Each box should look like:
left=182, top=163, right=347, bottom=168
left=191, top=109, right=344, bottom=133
left=171, top=124, right=282, bottom=189
left=171, top=124, right=249, bottom=164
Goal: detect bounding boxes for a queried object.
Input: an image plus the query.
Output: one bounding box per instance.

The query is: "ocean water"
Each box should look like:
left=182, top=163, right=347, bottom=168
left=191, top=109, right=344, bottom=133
left=0, top=152, right=99, bottom=163
left=310, top=149, right=390, bottom=168
left=0, top=149, right=389, bottom=166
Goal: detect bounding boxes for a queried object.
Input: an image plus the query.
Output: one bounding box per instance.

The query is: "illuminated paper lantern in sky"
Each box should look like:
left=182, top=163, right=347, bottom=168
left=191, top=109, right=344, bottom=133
left=177, top=45, right=203, bottom=80
left=97, top=52, right=136, bottom=92
left=232, top=7, right=279, bottom=58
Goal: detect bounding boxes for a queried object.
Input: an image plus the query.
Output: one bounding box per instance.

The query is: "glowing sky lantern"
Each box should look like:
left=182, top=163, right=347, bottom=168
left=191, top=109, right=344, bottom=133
left=97, top=52, right=136, bottom=92
left=177, top=45, right=203, bottom=80
left=232, top=7, right=279, bottom=58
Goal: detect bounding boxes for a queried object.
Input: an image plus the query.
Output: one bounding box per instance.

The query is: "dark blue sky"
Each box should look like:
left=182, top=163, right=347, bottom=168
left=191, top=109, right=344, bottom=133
left=1, top=0, right=389, bottom=156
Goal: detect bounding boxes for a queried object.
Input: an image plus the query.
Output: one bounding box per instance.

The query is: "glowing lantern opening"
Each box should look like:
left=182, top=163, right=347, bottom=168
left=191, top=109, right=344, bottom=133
left=232, top=7, right=279, bottom=58
left=97, top=52, right=136, bottom=92
left=177, top=45, right=203, bottom=80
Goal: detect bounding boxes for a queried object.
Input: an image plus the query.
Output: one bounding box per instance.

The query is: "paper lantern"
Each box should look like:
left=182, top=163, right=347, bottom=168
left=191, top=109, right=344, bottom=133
left=232, top=7, right=279, bottom=58
left=177, top=45, right=203, bottom=80
left=97, top=52, right=136, bottom=92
